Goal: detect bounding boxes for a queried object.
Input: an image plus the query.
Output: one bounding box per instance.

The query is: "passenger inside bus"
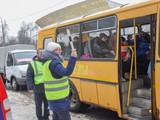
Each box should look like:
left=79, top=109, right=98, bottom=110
left=92, top=33, right=115, bottom=58
left=108, top=32, right=116, bottom=51
left=59, top=42, right=71, bottom=58
left=126, top=34, right=134, bottom=45
left=73, top=36, right=80, bottom=57
left=136, top=31, right=150, bottom=74
left=81, top=35, right=93, bottom=58
left=121, top=37, right=131, bottom=80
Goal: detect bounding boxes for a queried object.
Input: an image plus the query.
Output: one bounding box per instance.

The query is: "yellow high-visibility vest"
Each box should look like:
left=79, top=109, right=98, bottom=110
left=43, top=60, right=69, bottom=100
left=30, top=60, right=44, bottom=84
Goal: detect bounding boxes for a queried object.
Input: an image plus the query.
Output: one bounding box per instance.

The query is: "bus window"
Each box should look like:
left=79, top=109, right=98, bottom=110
left=43, top=38, right=53, bottom=49
left=108, top=30, right=117, bottom=51
left=82, top=20, right=97, bottom=32
left=141, top=24, right=150, bottom=33
left=98, top=16, right=116, bottom=29
left=57, top=30, right=71, bottom=58
left=121, top=26, right=138, bottom=38
left=81, top=33, right=93, bottom=58
left=57, top=24, right=80, bottom=59
left=82, top=16, right=117, bottom=59
left=82, top=30, right=116, bottom=59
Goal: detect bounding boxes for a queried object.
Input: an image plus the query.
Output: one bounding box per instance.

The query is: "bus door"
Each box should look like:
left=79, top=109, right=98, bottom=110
left=154, top=6, right=160, bottom=119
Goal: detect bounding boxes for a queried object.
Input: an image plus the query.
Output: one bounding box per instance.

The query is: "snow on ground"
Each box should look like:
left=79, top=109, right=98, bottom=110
left=6, top=89, right=92, bottom=120
left=7, top=90, right=37, bottom=120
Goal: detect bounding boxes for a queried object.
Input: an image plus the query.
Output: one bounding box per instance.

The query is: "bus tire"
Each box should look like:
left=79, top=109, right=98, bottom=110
left=12, top=78, right=19, bottom=91
left=69, top=81, right=90, bottom=113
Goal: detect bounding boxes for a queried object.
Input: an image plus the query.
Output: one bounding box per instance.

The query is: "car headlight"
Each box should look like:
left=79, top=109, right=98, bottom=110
left=20, top=71, right=26, bottom=77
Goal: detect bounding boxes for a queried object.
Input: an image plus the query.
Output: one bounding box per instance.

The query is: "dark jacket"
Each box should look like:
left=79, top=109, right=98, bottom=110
left=93, top=37, right=113, bottom=58
left=136, top=40, right=150, bottom=57
left=42, top=50, right=77, bottom=112
left=26, top=56, right=44, bottom=93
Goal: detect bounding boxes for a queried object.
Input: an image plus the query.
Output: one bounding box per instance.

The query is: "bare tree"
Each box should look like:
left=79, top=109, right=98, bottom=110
left=0, top=18, right=9, bottom=46
left=17, top=21, right=39, bottom=45
left=7, top=36, right=17, bottom=45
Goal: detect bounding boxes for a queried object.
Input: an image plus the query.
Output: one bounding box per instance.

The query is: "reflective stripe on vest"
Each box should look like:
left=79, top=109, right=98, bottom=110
left=30, top=60, right=44, bottom=84
left=43, top=60, right=69, bottom=100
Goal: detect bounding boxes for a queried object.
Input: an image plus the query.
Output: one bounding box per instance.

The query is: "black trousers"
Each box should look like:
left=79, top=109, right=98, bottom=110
left=34, top=92, right=49, bottom=120
left=137, top=55, right=150, bottom=74
left=122, top=60, right=131, bottom=75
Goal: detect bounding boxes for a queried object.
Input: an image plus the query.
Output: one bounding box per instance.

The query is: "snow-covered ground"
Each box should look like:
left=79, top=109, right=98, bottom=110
left=7, top=90, right=91, bottom=120
left=7, top=90, right=37, bottom=120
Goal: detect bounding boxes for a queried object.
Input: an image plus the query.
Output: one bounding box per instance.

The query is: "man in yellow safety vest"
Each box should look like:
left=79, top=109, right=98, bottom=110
left=27, top=48, right=49, bottom=120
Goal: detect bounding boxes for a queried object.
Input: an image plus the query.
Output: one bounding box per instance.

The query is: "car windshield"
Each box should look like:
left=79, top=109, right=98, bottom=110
left=14, top=51, right=36, bottom=65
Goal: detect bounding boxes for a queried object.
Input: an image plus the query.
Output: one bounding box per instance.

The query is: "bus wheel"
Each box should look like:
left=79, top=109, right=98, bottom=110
left=12, top=78, right=19, bottom=91
left=69, top=81, right=90, bottom=113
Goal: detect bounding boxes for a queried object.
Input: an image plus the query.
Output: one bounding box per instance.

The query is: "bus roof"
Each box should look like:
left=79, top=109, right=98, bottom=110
left=36, top=0, right=121, bottom=28
left=36, top=0, right=154, bottom=30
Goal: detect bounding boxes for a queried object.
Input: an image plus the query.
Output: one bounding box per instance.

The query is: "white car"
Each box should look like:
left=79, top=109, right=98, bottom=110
left=5, top=50, right=36, bottom=90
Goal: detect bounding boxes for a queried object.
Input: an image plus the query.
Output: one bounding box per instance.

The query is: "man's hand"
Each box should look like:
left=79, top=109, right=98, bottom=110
left=28, top=90, right=33, bottom=93
left=71, top=49, right=77, bottom=58
left=123, top=56, right=129, bottom=61
left=110, top=50, right=115, bottom=55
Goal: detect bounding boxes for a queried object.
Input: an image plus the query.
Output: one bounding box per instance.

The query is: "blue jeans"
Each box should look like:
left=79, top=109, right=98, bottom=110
left=52, top=111, right=71, bottom=120
left=34, top=92, right=49, bottom=120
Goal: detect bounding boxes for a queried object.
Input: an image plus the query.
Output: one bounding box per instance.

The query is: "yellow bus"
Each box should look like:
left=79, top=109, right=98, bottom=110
left=36, top=0, right=160, bottom=119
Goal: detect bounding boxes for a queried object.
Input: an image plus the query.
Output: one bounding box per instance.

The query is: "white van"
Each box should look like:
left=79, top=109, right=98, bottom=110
left=5, top=50, right=36, bottom=90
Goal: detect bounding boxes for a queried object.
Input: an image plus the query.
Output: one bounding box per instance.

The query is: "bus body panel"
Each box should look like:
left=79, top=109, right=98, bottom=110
left=97, top=83, right=118, bottom=110
left=155, top=63, right=160, bottom=119
left=66, top=60, right=119, bottom=112
left=81, top=80, right=98, bottom=104
left=65, top=61, right=118, bottom=83
left=154, top=3, right=160, bottom=119
left=118, top=3, right=157, bottom=20
left=37, top=28, right=56, bottom=49
left=68, top=60, right=119, bottom=110
left=70, top=78, right=119, bottom=111
left=70, top=78, right=82, bottom=100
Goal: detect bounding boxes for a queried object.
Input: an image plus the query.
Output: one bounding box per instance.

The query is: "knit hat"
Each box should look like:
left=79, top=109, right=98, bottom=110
left=47, top=42, right=61, bottom=52
left=100, top=33, right=107, bottom=39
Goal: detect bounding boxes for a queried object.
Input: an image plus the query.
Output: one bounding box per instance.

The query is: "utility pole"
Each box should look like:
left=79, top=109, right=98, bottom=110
left=0, top=17, right=5, bottom=46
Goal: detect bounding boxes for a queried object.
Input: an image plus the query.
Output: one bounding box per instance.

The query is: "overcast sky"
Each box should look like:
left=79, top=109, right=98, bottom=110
left=0, top=0, right=147, bottom=37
